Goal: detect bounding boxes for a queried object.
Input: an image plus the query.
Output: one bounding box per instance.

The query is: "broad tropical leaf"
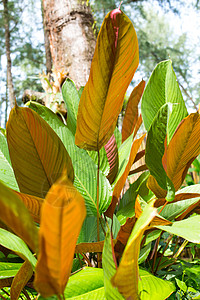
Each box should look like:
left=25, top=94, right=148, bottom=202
left=105, top=134, right=119, bottom=184
left=0, top=181, right=38, bottom=253
left=0, top=228, right=37, bottom=268
left=0, top=277, right=13, bottom=289
left=122, top=80, right=145, bottom=143
left=10, top=260, right=33, bottom=300
left=111, top=204, right=157, bottom=299
left=27, top=102, right=112, bottom=216
left=34, top=175, right=86, bottom=298
left=145, top=104, right=175, bottom=201
left=64, top=267, right=105, bottom=299
left=141, top=60, right=188, bottom=142
left=106, top=134, right=145, bottom=218
left=139, top=269, right=175, bottom=300
left=156, top=215, right=200, bottom=243
left=6, top=106, right=74, bottom=198
left=75, top=9, right=139, bottom=150
left=0, top=131, right=19, bottom=191
left=102, top=228, right=124, bottom=299
left=0, top=262, right=22, bottom=279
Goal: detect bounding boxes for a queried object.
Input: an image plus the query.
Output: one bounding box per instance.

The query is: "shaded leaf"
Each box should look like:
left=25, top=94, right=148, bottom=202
left=102, top=228, right=124, bottom=299
left=75, top=9, right=139, bottom=150
left=105, top=134, right=119, bottom=184
left=0, top=228, right=37, bottom=269
left=34, top=175, right=86, bottom=298
left=141, top=60, right=188, bottom=142
left=27, top=102, right=111, bottom=216
left=0, top=277, right=13, bottom=289
left=6, top=106, right=74, bottom=198
left=0, top=181, right=38, bottom=253
left=122, top=80, right=145, bottom=143
left=0, top=131, right=19, bottom=191
left=10, top=260, right=33, bottom=300
left=111, top=205, right=157, bottom=299
left=106, top=134, right=145, bottom=218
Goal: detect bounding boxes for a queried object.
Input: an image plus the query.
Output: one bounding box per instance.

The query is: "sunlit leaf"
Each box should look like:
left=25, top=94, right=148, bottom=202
left=145, top=104, right=175, bottom=201
left=141, top=60, right=188, bottom=142
left=75, top=9, right=139, bottom=150
left=0, top=262, right=22, bottom=279
left=64, top=267, right=105, bottom=299
left=0, top=181, right=38, bottom=253
left=102, top=228, right=124, bottom=299
left=105, top=134, right=119, bottom=184
left=27, top=102, right=112, bottom=216
left=106, top=134, right=145, bottom=218
left=122, top=80, right=145, bottom=143
left=0, top=228, right=37, bottom=268
left=34, top=175, right=86, bottom=298
left=0, top=131, right=19, bottom=191
left=6, top=106, right=74, bottom=198
left=111, top=204, right=157, bottom=299
left=156, top=215, right=200, bottom=243
left=10, top=260, right=33, bottom=300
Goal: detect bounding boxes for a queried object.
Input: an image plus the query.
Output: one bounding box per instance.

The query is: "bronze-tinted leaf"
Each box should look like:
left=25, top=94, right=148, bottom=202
left=105, top=134, right=119, bottom=184
left=34, top=175, right=86, bottom=298
left=122, top=80, right=145, bottom=143
left=75, top=9, right=139, bottom=150
left=7, top=106, right=74, bottom=198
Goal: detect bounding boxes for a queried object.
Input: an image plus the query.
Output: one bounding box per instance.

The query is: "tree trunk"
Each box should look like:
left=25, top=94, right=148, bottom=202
left=3, top=0, right=16, bottom=108
left=41, top=0, right=52, bottom=74
left=42, top=0, right=96, bottom=88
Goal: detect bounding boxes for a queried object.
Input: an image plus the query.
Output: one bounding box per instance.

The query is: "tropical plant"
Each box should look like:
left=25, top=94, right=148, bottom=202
left=0, top=4, right=200, bottom=300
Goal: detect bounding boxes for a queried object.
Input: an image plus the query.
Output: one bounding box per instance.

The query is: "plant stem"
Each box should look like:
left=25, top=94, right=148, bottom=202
left=151, top=233, right=162, bottom=274
left=97, top=149, right=100, bottom=242
left=154, top=234, right=173, bottom=274
left=158, top=201, right=168, bottom=215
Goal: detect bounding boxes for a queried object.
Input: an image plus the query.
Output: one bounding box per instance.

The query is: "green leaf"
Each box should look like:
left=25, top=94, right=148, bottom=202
left=156, top=215, right=200, bottom=243
left=145, top=104, right=175, bottom=201
left=0, top=262, right=22, bottom=279
left=175, top=278, right=187, bottom=293
left=102, top=228, right=124, bottom=299
left=0, top=131, right=19, bottom=191
left=75, top=9, right=139, bottom=150
left=0, top=229, right=37, bottom=269
left=141, top=60, right=188, bottom=142
left=139, top=269, right=175, bottom=300
left=62, top=78, right=80, bottom=135
left=27, top=102, right=111, bottom=216
left=64, top=267, right=105, bottom=299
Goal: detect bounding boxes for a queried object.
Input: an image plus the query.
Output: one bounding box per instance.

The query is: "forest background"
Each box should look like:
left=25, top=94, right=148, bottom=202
left=0, top=0, right=200, bottom=128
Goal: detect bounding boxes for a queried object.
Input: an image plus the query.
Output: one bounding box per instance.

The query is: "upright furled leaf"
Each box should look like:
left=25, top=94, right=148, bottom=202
left=6, top=106, right=74, bottom=198
left=0, top=181, right=38, bottom=253
left=105, top=134, right=119, bottom=184
left=10, top=260, right=33, bottom=300
left=122, top=80, right=145, bottom=143
left=145, top=104, right=175, bottom=202
left=148, top=113, right=200, bottom=198
left=141, top=60, right=188, bottom=143
left=106, top=134, right=145, bottom=218
left=75, top=9, right=139, bottom=150
left=34, top=175, right=86, bottom=298
left=111, top=205, right=157, bottom=299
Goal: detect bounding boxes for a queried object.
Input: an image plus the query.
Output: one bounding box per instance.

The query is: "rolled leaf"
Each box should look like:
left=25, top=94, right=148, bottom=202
left=122, top=80, right=145, bottom=143
left=34, top=175, right=86, bottom=298
left=0, top=181, right=38, bottom=253
left=75, top=9, right=139, bottom=150
left=6, top=106, right=74, bottom=198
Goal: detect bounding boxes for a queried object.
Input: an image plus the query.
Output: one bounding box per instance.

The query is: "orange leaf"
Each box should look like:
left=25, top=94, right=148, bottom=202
left=105, top=134, right=145, bottom=218
left=10, top=260, right=33, bottom=300
left=7, top=106, right=74, bottom=198
left=105, top=134, right=119, bottom=184
left=75, top=9, right=139, bottom=150
left=34, top=175, right=86, bottom=298
left=116, top=217, right=136, bottom=247
left=75, top=240, right=117, bottom=254
left=122, top=80, right=145, bottom=143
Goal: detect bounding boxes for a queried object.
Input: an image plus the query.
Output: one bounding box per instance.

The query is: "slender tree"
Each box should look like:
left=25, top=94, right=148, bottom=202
left=42, top=0, right=97, bottom=88
left=2, top=0, right=15, bottom=108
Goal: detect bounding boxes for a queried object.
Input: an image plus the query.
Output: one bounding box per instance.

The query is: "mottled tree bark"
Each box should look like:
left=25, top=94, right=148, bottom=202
left=42, top=0, right=96, bottom=88
left=3, top=0, right=15, bottom=108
